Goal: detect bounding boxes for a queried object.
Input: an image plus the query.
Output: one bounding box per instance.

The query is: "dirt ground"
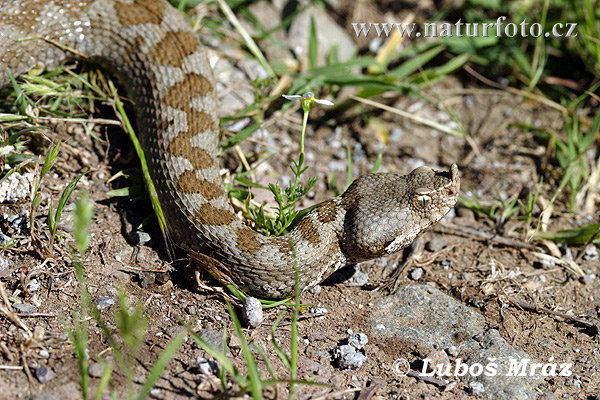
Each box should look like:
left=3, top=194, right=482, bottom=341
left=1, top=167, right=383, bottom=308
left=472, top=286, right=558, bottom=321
left=1, top=3, right=599, bottom=400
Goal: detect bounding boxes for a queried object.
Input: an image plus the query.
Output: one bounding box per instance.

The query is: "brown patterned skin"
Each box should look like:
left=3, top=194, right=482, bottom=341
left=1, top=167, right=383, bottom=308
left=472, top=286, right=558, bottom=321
left=0, top=0, right=460, bottom=298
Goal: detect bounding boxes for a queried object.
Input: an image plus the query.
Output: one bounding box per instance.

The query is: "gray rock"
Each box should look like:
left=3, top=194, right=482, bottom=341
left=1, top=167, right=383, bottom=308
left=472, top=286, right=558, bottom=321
left=309, top=307, right=328, bottom=315
left=242, top=296, right=263, bottom=328
left=540, top=392, right=558, bottom=400
left=582, top=274, right=595, bottom=284
left=196, top=328, right=228, bottom=355
left=94, top=296, right=117, bottom=309
left=13, top=303, right=37, bottom=314
left=424, top=350, right=450, bottom=373
left=297, top=357, right=331, bottom=381
left=138, top=271, right=156, bottom=286
left=0, top=172, right=34, bottom=203
left=129, top=230, right=151, bottom=245
left=426, top=236, right=449, bottom=252
left=464, top=95, right=475, bottom=108
left=28, top=279, right=41, bottom=292
left=165, top=325, right=186, bottom=338
left=186, top=305, right=196, bottom=315
left=196, top=356, right=218, bottom=376
left=306, top=331, right=328, bottom=342
left=409, top=268, right=423, bottom=281
left=308, top=285, right=322, bottom=294
left=347, top=266, right=369, bottom=286
left=348, top=333, right=368, bottom=350
left=469, top=381, right=485, bottom=394
left=0, top=231, right=11, bottom=246
left=461, top=329, right=542, bottom=400
left=370, top=285, right=542, bottom=399
left=34, top=394, right=58, bottom=400
left=339, top=350, right=367, bottom=370
left=288, top=6, right=356, bottom=65
left=583, top=245, right=598, bottom=261
left=0, top=257, right=10, bottom=278
left=88, top=362, right=104, bottom=378
left=35, top=366, right=55, bottom=384
left=247, top=2, right=356, bottom=67
left=332, top=344, right=366, bottom=370
left=370, top=284, right=485, bottom=349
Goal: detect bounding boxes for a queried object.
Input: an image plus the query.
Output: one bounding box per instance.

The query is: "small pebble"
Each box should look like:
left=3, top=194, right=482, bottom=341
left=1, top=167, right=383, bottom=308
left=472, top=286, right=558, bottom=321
left=339, top=351, right=367, bottom=370
left=424, top=350, right=450, bottom=373
left=426, top=237, right=448, bottom=252
left=469, top=381, right=485, bottom=394
left=130, top=231, right=151, bottom=245
left=139, top=271, right=156, bottom=286
left=35, top=366, right=55, bottom=384
left=333, top=344, right=367, bottom=369
left=307, top=331, right=328, bottom=342
left=94, top=296, right=117, bottom=309
left=540, top=392, right=558, bottom=400
left=28, top=279, right=41, bottom=292
left=583, top=274, right=595, bottom=285
left=409, top=268, right=423, bottom=281
left=310, top=307, right=328, bottom=315
left=308, top=285, right=321, bottom=294
left=88, top=362, right=104, bottom=378
left=39, top=350, right=49, bottom=358
left=348, top=333, right=368, bottom=350
left=13, top=303, right=37, bottom=314
left=196, top=329, right=227, bottom=354
left=446, top=345, right=458, bottom=357
left=196, top=357, right=218, bottom=376
left=186, top=305, right=196, bottom=315
left=464, top=95, right=475, bottom=108
left=469, top=296, right=484, bottom=308
left=242, top=296, right=263, bottom=328
left=34, top=394, right=58, bottom=400
left=0, top=257, right=9, bottom=274
left=349, top=267, right=369, bottom=286
left=165, top=325, right=186, bottom=338
left=583, top=245, right=599, bottom=261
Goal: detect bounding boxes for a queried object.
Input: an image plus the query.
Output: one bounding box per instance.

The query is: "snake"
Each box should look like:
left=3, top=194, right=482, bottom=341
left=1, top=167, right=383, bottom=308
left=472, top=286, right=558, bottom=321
left=0, top=0, right=460, bottom=298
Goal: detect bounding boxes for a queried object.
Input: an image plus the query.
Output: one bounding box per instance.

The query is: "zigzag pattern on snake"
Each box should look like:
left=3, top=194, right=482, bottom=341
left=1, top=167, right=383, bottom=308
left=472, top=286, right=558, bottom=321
left=0, top=0, right=460, bottom=298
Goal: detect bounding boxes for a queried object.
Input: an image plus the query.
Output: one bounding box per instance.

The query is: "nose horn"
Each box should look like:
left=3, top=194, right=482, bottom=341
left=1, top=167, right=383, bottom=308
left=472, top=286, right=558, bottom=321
left=450, top=164, right=459, bottom=181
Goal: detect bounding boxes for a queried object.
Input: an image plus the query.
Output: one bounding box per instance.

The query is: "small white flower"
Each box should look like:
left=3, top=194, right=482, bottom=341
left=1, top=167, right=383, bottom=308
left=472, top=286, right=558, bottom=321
left=283, top=92, right=334, bottom=107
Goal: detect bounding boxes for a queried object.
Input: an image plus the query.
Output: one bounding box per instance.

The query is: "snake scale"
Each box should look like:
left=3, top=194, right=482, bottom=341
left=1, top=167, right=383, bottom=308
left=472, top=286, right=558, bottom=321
left=0, top=0, right=460, bottom=298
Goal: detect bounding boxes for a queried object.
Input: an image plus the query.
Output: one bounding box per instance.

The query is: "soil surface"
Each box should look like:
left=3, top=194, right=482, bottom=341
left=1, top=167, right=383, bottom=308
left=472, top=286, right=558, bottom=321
left=0, top=2, right=599, bottom=400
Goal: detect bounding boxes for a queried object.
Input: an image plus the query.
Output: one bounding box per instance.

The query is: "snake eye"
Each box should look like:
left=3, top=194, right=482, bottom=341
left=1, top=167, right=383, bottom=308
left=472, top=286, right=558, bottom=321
left=415, top=187, right=432, bottom=208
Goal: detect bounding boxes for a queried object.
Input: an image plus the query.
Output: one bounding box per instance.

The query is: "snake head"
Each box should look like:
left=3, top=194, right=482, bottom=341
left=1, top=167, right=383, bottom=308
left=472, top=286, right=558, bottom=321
left=340, top=164, right=460, bottom=261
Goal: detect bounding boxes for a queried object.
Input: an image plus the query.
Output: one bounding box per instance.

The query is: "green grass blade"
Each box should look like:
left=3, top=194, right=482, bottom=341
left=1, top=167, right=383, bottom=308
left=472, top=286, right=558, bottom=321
left=113, top=95, right=168, bottom=236
left=54, top=172, right=88, bottom=233
left=535, top=222, right=600, bottom=245
left=135, top=331, right=187, bottom=400
left=226, top=301, right=263, bottom=399
left=94, top=361, right=113, bottom=400
left=389, top=44, right=445, bottom=79
left=308, top=16, right=317, bottom=70
left=220, top=122, right=261, bottom=152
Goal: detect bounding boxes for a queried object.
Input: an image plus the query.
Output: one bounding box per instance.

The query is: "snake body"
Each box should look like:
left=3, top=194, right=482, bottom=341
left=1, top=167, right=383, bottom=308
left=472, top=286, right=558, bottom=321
left=0, top=0, right=460, bottom=298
